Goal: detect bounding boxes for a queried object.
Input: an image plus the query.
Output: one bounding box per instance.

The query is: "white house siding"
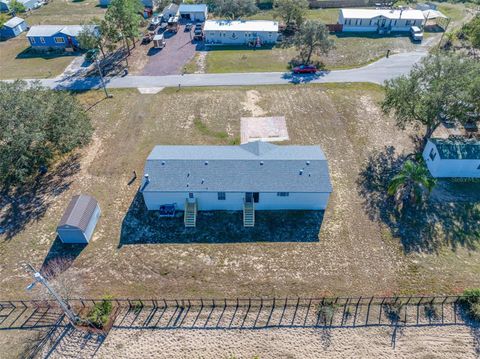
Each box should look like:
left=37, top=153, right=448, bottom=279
left=143, top=191, right=329, bottom=211
left=423, top=141, right=480, bottom=178
left=205, top=30, right=278, bottom=45
left=340, top=17, right=424, bottom=32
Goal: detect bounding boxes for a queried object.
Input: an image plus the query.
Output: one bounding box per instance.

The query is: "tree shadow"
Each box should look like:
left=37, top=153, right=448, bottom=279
left=119, top=192, right=324, bottom=246
left=357, top=146, right=480, bottom=254
left=0, top=155, right=81, bottom=240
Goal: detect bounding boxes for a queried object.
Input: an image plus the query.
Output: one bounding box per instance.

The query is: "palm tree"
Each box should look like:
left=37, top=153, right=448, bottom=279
left=387, top=160, right=436, bottom=208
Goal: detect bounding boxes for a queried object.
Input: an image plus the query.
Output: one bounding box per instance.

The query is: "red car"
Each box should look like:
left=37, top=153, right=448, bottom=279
left=292, top=65, right=317, bottom=74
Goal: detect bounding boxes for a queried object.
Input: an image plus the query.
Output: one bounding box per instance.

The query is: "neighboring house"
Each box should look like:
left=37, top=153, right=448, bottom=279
left=204, top=20, right=279, bottom=46
left=141, top=141, right=332, bottom=227
left=0, top=0, right=43, bottom=11
left=26, top=25, right=97, bottom=50
left=161, top=2, right=178, bottom=21
left=0, top=16, right=27, bottom=39
left=423, top=138, right=480, bottom=178
left=338, top=8, right=425, bottom=33
left=56, top=194, right=101, bottom=244
left=99, top=0, right=157, bottom=8
left=178, top=3, right=208, bottom=22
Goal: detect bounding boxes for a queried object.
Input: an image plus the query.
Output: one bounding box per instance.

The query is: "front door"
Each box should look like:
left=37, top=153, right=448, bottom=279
left=253, top=192, right=259, bottom=203
left=245, top=192, right=259, bottom=203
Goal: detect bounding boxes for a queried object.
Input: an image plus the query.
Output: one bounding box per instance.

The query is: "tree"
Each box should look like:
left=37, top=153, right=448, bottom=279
left=104, top=0, right=143, bottom=55
left=0, top=81, right=92, bottom=187
left=387, top=159, right=436, bottom=208
left=9, top=0, right=26, bottom=13
left=462, top=15, right=480, bottom=50
left=77, top=24, right=101, bottom=53
left=382, top=52, right=480, bottom=143
left=292, top=20, right=333, bottom=64
left=207, top=0, right=258, bottom=19
left=0, top=13, right=9, bottom=28
left=273, top=0, right=308, bottom=30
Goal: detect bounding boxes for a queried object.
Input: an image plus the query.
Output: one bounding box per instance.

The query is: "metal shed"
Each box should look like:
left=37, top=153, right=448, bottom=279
left=56, top=194, right=101, bottom=244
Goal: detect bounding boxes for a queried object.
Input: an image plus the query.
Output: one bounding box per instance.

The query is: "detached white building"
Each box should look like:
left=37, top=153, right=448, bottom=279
left=338, top=8, right=425, bottom=32
left=141, top=141, right=332, bottom=227
left=423, top=138, right=480, bottom=178
left=204, top=20, right=279, bottom=46
left=178, top=3, right=208, bottom=22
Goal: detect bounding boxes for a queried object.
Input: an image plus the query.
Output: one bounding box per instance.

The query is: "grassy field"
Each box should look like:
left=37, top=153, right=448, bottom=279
left=0, top=0, right=105, bottom=80
left=190, top=34, right=416, bottom=73
left=247, top=8, right=339, bottom=23
left=0, top=84, right=479, bottom=302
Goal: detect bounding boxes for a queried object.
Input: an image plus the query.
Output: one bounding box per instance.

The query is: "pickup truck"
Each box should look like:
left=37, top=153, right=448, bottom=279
left=410, top=26, right=424, bottom=42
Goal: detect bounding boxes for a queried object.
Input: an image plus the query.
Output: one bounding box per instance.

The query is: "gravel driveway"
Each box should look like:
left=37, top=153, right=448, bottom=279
left=142, top=24, right=201, bottom=76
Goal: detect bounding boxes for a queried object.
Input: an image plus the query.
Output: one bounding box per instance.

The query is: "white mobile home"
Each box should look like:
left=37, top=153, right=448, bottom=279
left=141, top=141, right=332, bottom=227
left=204, top=20, right=279, bottom=46
left=338, top=8, right=425, bottom=33
left=423, top=138, right=480, bottom=178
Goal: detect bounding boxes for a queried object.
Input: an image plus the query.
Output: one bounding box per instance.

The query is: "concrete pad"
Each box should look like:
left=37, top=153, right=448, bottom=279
left=241, top=116, right=289, bottom=144
left=137, top=87, right=164, bottom=94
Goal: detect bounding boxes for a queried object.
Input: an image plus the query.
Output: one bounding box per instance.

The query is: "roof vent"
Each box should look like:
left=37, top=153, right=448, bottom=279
left=205, top=161, right=209, bottom=165
left=306, top=161, right=310, bottom=166
left=260, top=161, right=264, bottom=166
left=201, top=179, right=205, bottom=184
left=161, top=161, right=166, bottom=165
left=299, top=169, right=303, bottom=175
left=186, top=183, right=189, bottom=187
left=187, top=172, right=190, bottom=177
left=144, top=173, right=150, bottom=182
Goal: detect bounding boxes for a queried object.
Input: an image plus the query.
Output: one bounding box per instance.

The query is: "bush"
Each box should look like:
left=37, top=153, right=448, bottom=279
left=317, top=300, right=337, bottom=325
left=460, top=288, right=480, bottom=321
left=86, top=296, right=113, bottom=328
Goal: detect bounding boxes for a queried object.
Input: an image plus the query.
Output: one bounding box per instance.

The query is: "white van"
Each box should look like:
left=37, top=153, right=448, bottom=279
left=410, top=26, right=424, bottom=42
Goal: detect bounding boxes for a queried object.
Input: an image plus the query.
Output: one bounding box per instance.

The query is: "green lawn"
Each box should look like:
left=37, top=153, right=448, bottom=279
left=196, top=33, right=416, bottom=73
left=0, top=0, right=105, bottom=80
left=247, top=8, right=339, bottom=24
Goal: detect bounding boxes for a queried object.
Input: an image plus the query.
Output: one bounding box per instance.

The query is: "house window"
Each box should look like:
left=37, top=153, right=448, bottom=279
left=406, top=20, right=411, bottom=26
left=277, top=192, right=289, bottom=197
left=218, top=192, right=226, bottom=200
left=30, top=37, right=36, bottom=44
left=188, top=192, right=194, bottom=199
left=40, top=37, right=45, bottom=44
left=429, top=148, right=437, bottom=161
left=393, top=20, right=397, bottom=26
left=477, top=163, right=480, bottom=170
left=54, top=37, right=65, bottom=44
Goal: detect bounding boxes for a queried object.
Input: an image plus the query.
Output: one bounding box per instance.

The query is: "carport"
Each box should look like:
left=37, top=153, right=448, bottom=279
left=178, top=4, right=208, bottom=22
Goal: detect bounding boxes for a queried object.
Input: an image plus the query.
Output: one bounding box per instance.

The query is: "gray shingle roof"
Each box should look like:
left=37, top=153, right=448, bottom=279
left=142, top=142, right=332, bottom=193
left=178, top=3, right=207, bottom=13
left=26, top=25, right=96, bottom=37
left=3, top=16, right=25, bottom=28
left=57, top=194, right=98, bottom=232
left=430, top=138, right=480, bottom=160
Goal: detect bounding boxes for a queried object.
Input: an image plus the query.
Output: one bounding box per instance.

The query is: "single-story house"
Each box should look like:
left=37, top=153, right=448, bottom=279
left=204, top=20, right=279, bottom=46
left=161, top=2, right=179, bottom=21
left=56, top=194, right=101, bottom=244
left=338, top=8, right=425, bottom=33
left=99, top=0, right=156, bottom=7
left=0, top=16, right=27, bottom=39
left=141, top=141, right=332, bottom=227
left=0, top=0, right=43, bottom=11
left=423, top=138, right=480, bottom=178
left=178, top=3, right=208, bottom=22
left=26, top=25, right=97, bottom=50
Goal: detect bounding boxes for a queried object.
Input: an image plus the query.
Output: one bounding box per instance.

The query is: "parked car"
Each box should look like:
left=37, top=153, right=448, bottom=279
left=185, top=23, right=193, bottom=32
left=194, top=29, right=203, bottom=40
left=292, top=65, right=318, bottom=74
left=195, top=23, right=203, bottom=30
left=148, top=16, right=161, bottom=31
left=142, top=32, right=154, bottom=45
left=410, top=26, right=424, bottom=42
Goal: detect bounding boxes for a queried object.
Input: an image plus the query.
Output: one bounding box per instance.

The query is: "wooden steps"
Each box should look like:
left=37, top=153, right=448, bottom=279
left=243, top=200, right=255, bottom=227
left=184, top=200, right=197, bottom=227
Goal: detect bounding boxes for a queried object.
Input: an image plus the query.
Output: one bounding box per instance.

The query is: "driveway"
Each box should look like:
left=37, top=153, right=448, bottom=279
left=142, top=24, right=200, bottom=76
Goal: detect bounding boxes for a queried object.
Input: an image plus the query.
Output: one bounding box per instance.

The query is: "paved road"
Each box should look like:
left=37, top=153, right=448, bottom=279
left=25, top=51, right=428, bottom=91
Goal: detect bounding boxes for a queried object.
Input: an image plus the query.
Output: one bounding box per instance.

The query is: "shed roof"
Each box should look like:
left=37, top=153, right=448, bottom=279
left=3, top=16, right=25, bottom=28
left=142, top=142, right=332, bottom=193
left=57, top=194, right=99, bottom=232
left=178, top=3, right=207, bottom=13
left=163, top=2, right=178, bottom=12
left=340, top=8, right=425, bottom=20
left=204, top=20, right=279, bottom=32
left=430, top=138, right=480, bottom=160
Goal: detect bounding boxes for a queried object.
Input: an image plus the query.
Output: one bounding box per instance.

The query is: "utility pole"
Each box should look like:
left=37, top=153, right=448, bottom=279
left=26, top=263, right=80, bottom=326
left=94, top=54, right=112, bottom=99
